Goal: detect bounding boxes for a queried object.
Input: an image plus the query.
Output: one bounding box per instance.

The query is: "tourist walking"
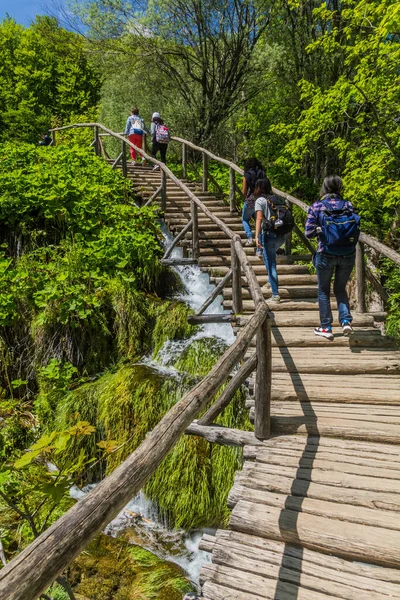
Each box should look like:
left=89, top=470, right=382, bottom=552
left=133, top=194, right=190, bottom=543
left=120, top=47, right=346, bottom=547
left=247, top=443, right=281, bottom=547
left=241, top=158, right=265, bottom=248
left=150, top=112, right=170, bottom=169
left=254, top=178, right=286, bottom=302
left=124, top=107, right=148, bottom=165
left=305, top=175, right=360, bottom=340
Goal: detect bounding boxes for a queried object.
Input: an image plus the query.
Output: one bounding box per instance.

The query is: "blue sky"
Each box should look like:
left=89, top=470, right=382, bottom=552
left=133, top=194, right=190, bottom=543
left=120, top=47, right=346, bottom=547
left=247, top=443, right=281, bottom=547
left=0, top=0, right=65, bottom=27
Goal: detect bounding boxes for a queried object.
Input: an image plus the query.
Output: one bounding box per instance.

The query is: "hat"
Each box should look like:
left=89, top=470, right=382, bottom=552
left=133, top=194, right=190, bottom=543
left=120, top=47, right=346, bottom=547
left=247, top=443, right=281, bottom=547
left=152, top=112, right=161, bottom=119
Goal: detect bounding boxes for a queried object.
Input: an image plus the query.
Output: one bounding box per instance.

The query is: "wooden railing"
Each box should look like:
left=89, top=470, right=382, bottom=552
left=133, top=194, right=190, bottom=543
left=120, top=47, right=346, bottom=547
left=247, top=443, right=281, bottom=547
left=0, top=123, right=273, bottom=599
left=168, top=135, right=400, bottom=314
left=6, top=122, right=397, bottom=599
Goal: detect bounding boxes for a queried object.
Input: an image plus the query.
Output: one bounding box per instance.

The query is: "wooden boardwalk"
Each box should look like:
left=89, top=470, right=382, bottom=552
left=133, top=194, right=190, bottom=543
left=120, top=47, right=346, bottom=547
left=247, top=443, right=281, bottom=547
left=128, top=164, right=400, bottom=599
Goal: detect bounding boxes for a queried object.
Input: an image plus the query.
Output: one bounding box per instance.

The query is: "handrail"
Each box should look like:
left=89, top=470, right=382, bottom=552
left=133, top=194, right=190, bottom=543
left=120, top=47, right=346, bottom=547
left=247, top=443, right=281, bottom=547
left=0, top=302, right=269, bottom=600
left=170, top=135, right=400, bottom=267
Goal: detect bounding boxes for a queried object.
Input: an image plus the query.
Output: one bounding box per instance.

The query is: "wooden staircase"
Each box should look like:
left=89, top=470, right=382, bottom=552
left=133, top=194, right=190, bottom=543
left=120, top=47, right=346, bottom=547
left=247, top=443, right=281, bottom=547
left=123, top=162, right=400, bottom=599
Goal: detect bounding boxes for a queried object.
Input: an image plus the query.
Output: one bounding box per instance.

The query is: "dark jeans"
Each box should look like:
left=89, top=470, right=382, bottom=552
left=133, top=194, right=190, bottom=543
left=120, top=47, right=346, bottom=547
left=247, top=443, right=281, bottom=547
left=315, top=251, right=355, bottom=327
left=152, top=140, right=168, bottom=163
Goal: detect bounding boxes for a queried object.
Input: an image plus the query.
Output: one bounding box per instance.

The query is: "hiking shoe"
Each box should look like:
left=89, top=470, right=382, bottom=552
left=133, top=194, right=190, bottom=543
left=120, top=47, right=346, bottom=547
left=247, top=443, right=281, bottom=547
left=342, top=320, right=353, bottom=336
left=271, top=295, right=280, bottom=303
left=153, top=164, right=160, bottom=171
left=256, top=249, right=263, bottom=258
left=131, top=160, right=136, bottom=166
left=314, top=326, right=334, bottom=341
left=245, top=239, right=254, bottom=246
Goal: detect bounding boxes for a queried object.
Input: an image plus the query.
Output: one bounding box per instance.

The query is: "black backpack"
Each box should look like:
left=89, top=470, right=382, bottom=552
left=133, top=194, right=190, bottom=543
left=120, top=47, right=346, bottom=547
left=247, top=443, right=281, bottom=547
left=262, top=195, right=294, bottom=236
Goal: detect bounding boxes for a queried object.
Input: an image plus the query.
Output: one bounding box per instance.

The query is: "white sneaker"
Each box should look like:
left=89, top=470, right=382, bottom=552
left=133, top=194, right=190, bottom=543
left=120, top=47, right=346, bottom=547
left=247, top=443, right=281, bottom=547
left=342, top=320, right=353, bottom=336
left=314, top=326, right=334, bottom=341
left=131, top=160, right=136, bottom=166
left=271, top=295, right=280, bottom=303
left=245, top=239, right=254, bottom=246
left=153, top=164, right=160, bottom=171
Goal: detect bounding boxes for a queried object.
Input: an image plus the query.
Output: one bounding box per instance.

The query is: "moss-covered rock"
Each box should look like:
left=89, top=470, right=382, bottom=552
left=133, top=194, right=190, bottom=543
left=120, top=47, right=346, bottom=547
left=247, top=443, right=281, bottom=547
left=69, top=533, right=193, bottom=600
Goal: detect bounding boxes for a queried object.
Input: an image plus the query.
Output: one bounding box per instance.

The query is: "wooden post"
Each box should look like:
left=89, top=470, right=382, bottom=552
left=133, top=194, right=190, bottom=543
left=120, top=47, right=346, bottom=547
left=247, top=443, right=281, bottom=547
left=191, top=199, right=199, bottom=258
left=52, top=130, right=56, bottom=146
left=229, top=167, right=236, bottom=213
left=231, top=240, right=243, bottom=314
left=182, top=143, right=188, bottom=179
left=161, top=170, right=167, bottom=212
left=356, top=241, right=367, bottom=313
left=285, top=231, right=292, bottom=255
left=254, top=315, right=271, bottom=439
left=94, top=126, right=99, bottom=156
left=121, top=141, right=127, bottom=177
left=202, top=152, right=208, bottom=192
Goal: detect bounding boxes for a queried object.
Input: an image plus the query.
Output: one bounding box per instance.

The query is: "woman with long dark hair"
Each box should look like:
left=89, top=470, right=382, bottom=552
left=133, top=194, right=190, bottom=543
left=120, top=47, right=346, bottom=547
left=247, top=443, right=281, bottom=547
left=241, top=158, right=265, bottom=247
left=305, top=175, right=358, bottom=340
left=254, top=178, right=286, bottom=302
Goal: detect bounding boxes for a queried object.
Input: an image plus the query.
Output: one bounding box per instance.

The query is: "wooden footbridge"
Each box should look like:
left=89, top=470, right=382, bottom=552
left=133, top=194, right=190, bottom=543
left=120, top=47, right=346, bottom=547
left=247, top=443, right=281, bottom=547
left=1, top=124, right=400, bottom=600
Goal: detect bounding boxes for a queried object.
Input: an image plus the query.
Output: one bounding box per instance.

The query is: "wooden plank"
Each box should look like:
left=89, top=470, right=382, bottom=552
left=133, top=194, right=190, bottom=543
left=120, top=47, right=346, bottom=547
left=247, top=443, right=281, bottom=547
left=233, top=469, right=400, bottom=511
left=201, top=563, right=345, bottom=600
left=254, top=316, right=271, bottom=439
left=227, top=485, right=400, bottom=531
left=243, top=461, right=400, bottom=493
left=210, top=542, right=400, bottom=599
left=258, top=434, right=400, bottom=456
left=215, top=530, right=400, bottom=584
left=230, top=499, right=400, bottom=567
left=185, top=423, right=265, bottom=446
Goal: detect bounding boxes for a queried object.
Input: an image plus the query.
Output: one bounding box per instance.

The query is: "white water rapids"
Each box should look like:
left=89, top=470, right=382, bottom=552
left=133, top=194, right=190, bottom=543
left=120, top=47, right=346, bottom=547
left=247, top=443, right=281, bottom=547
left=71, top=224, right=235, bottom=589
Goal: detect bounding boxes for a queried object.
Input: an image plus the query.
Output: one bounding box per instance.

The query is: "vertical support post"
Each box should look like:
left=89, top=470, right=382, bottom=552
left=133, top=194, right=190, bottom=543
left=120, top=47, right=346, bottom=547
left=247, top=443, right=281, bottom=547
left=51, top=130, right=56, bottom=146
left=121, top=141, right=127, bottom=178
left=285, top=231, right=292, bottom=255
left=202, top=152, right=208, bottom=192
left=254, top=315, right=271, bottom=439
left=182, top=143, right=187, bottom=179
left=231, top=240, right=243, bottom=314
left=191, top=200, right=199, bottom=258
left=356, top=241, right=366, bottom=313
left=94, top=126, right=99, bottom=156
left=229, top=167, right=236, bottom=213
left=161, top=170, right=167, bottom=213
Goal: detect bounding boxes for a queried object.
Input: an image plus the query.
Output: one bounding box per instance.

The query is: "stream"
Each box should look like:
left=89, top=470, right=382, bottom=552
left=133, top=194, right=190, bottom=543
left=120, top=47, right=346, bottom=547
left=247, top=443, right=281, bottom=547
left=71, top=224, right=234, bottom=591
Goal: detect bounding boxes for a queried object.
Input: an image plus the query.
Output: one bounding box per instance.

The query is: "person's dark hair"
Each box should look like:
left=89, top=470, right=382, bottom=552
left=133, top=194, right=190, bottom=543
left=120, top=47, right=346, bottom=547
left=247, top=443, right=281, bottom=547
left=131, top=107, right=139, bottom=115
left=321, top=175, right=343, bottom=197
left=244, top=158, right=263, bottom=172
left=254, top=177, right=272, bottom=198
left=153, top=116, right=163, bottom=124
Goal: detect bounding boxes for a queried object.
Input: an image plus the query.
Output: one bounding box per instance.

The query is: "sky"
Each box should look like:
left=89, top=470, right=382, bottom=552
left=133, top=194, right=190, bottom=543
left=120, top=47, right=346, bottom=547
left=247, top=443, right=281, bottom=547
left=0, top=0, right=66, bottom=27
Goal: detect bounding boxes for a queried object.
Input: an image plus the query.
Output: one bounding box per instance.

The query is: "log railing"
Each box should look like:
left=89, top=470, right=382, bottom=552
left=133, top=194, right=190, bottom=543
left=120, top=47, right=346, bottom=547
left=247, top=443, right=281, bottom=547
left=0, top=301, right=269, bottom=600
left=169, top=136, right=400, bottom=314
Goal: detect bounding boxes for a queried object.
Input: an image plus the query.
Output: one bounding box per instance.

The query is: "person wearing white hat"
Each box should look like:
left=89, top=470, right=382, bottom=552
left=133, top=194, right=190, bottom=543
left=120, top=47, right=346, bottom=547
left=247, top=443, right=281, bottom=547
left=150, top=112, right=170, bottom=170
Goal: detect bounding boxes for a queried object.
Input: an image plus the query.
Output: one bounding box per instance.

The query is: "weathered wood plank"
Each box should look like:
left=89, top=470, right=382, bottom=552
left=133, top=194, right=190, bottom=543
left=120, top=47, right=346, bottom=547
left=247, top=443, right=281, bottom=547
left=230, top=499, right=400, bottom=567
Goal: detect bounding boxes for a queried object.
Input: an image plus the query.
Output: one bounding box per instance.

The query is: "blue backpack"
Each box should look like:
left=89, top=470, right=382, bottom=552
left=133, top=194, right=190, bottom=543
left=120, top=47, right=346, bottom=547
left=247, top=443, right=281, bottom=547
left=319, top=199, right=360, bottom=255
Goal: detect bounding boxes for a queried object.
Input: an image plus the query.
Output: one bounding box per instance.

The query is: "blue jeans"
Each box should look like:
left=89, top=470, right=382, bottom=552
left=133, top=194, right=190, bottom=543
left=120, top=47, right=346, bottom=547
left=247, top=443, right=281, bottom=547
left=261, top=231, right=285, bottom=296
left=315, top=251, right=355, bottom=327
left=242, top=203, right=254, bottom=239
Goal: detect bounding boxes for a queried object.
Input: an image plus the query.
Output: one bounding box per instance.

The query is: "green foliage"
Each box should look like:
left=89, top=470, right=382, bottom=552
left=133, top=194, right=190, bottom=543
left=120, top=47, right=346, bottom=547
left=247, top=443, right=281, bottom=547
left=0, top=143, right=164, bottom=390
left=0, top=16, right=101, bottom=143
left=152, top=301, right=197, bottom=358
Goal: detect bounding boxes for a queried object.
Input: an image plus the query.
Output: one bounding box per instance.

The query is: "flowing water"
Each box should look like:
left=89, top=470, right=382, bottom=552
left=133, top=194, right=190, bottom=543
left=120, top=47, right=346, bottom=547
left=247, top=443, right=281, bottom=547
left=71, top=224, right=235, bottom=590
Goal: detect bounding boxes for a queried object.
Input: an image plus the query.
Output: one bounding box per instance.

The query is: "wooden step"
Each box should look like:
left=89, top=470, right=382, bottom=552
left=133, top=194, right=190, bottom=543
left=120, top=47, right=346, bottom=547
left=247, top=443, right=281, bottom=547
left=213, top=274, right=318, bottom=286
left=201, top=531, right=400, bottom=600
left=236, top=312, right=375, bottom=327
left=237, top=326, right=394, bottom=348
left=199, top=254, right=312, bottom=267
left=204, top=264, right=310, bottom=275
left=223, top=286, right=318, bottom=300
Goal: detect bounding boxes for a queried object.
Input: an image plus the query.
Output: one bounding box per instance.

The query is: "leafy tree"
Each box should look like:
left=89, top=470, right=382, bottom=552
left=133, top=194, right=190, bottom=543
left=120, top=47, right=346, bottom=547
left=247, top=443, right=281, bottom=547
left=0, top=16, right=101, bottom=143
left=69, top=0, right=271, bottom=144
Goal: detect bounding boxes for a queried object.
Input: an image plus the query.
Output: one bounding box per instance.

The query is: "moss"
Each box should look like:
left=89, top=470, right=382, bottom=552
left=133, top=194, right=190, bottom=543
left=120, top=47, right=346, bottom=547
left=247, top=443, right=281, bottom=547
left=70, top=533, right=193, bottom=600
left=152, top=301, right=197, bottom=358
left=50, top=337, right=252, bottom=529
